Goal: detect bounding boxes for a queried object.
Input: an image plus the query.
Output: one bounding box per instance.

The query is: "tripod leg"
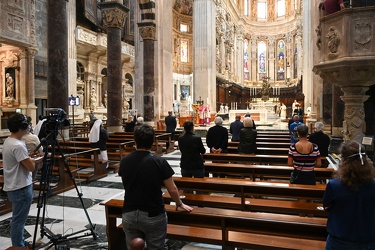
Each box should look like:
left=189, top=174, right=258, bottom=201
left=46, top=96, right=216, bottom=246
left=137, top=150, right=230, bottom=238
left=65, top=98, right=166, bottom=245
left=56, top=141, right=98, bottom=240
left=32, top=144, right=53, bottom=248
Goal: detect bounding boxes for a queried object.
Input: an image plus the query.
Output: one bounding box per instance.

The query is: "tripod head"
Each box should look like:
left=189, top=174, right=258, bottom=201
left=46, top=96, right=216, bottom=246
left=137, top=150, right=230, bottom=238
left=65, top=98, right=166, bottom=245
left=38, top=108, right=70, bottom=145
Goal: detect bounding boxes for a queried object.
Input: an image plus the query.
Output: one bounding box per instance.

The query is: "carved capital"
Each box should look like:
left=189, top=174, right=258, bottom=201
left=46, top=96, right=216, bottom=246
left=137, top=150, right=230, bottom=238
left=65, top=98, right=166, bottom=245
left=27, top=47, right=38, bottom=58
left=139, top=25, right=156, bottom=40
left=99, top=2, right=129, bottom=29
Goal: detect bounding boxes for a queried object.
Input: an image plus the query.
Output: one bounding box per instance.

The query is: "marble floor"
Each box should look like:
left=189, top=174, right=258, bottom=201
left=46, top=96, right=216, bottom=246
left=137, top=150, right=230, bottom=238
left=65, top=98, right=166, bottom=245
left=0, top=121, right=289, bottom=249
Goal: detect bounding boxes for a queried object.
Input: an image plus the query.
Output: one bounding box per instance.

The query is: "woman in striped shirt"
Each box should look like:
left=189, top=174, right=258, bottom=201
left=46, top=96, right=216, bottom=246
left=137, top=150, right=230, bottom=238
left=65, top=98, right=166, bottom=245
left=288, top=124, right=321, bottom=185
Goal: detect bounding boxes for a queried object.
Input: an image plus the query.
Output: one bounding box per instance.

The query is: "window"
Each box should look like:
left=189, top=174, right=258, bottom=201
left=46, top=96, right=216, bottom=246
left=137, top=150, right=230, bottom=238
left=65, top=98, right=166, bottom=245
left=244, top=0, right=249, bottom=16
left=244, top=39, right=249, bottom=80
left=180, top=24, right=188, bottom=33
left=77, top=62, right=85, bottom=81
left=258, top=41, right=267, bottom=79
left=180, top=40, right=188, bottom=63
left=277, top=0, right=285, bottom=17
left=257, top=1, right=267, bottom=19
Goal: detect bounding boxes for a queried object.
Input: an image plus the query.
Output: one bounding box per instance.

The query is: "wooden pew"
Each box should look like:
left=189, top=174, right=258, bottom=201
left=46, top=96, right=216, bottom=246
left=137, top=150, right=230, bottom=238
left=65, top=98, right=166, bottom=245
left=163, top=192, right=328, bottom=217
left=256, top=137, right=292, bottom=143
left=203, top=153, right=328, bottom=167
left=229, top=141, right=291, bottom=148
left=204, top=163, right=333, bottom=183
left=54, top=146, right=107, bottom=182
left=203, top=153, right=289, bottom=165
left=102, top=200, right=327, bottom=250
left=228, top=146, right=289, bottom=154
left=172, top=177, right=326, bottom=201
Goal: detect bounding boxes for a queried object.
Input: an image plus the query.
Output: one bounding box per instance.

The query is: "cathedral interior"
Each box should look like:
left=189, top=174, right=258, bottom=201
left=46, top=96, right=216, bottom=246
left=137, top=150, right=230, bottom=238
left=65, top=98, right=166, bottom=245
left=0, top=0, right=374, bottom=143
left=0, top=1, right=375, bottom=249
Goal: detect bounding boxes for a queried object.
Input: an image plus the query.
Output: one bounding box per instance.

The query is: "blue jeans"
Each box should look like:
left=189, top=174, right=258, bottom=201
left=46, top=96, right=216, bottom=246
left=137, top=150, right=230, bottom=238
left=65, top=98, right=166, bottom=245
left=7, top=184, right=33, bottom=247
left=326, top=234, right=375, bottom=250
left=122, top=210, right=167, bottom=249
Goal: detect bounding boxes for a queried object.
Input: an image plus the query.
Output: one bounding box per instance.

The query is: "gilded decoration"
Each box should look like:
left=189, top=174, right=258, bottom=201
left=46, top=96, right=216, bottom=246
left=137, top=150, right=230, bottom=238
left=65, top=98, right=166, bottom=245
left=102, top=8, right=127, bottom=29
left=173, top=0, right=193, bottom=16
left=139, top=26, right=156, bottom=40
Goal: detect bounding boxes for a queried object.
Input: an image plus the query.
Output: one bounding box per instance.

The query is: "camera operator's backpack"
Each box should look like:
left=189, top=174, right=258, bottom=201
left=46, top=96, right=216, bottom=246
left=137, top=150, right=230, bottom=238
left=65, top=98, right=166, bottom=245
left=291, top=121, right=302, bottom=142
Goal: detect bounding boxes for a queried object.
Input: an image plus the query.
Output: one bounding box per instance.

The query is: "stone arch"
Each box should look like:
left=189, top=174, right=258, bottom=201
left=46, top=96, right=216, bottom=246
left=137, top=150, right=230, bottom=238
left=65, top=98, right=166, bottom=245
left=138, top=0, right=156, bottom=22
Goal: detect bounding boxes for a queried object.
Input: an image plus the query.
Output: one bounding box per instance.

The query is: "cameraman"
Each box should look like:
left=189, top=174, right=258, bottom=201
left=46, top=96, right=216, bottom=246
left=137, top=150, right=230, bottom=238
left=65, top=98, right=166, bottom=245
left=3, top=113, right=38, bottom=248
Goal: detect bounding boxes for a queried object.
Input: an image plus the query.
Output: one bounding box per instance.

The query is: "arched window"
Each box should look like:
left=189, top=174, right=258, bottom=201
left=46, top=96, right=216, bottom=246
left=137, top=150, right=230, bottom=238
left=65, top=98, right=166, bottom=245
left=125, top=73, right=133, bottom=87
left=276, top=40, right=285, bottom=80
left=244, top=39, right=249, bottom=80
left=277, top=0, right=286, bottom=17
left=76, top=62, right=84, bottom=81
left=258, top=41, right=267, bottom=79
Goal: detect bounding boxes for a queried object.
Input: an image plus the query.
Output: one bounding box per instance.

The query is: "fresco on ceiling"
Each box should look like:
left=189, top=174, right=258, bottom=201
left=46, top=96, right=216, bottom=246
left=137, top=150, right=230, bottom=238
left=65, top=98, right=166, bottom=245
left=174, top=0, right=193, bottom=16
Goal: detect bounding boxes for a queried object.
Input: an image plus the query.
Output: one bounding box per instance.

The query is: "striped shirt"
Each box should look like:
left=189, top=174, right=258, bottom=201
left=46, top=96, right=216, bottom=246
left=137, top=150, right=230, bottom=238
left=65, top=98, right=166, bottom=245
left=288, top=143, right=320, bottom=171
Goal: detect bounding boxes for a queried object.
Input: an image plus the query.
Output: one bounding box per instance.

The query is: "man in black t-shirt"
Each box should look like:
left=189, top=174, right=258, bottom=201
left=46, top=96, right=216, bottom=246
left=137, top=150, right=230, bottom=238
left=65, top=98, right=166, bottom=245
left=119, top=124, right=192, bottom=249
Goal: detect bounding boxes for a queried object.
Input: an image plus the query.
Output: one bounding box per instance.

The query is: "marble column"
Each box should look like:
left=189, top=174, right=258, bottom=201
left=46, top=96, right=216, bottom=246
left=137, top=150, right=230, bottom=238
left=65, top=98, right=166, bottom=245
left=67, top=0, right=77, bottom=98
left=193, top=0, right=216, bottom=108
left=340, top=87, right=369, bottom=143
left=47, top=0, right=68, bottom=113
left=27, top=47, right=38, bottom=121
left=138, top=24, right=156, bottom=121
left=236, top=27, right=244, bottom=84
left=99, top=2, right=128, bottom=131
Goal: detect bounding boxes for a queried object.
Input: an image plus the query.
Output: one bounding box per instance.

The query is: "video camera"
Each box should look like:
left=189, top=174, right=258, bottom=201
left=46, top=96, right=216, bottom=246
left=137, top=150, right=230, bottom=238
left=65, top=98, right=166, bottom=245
left=38, top=108, right=70, bottom=140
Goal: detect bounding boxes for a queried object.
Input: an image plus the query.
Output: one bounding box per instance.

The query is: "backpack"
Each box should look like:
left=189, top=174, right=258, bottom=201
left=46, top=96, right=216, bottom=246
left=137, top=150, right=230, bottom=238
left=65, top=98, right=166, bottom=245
left=291, top=122, right=302, bottom=142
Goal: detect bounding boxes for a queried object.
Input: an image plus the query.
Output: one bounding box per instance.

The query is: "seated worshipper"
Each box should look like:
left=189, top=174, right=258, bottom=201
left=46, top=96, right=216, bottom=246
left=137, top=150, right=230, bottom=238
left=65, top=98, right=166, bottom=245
left=309, top=122, right=331, bottom=157
left=206, top=116, right=228, bottom=153
left=238, top=117, right=257, bottom=154
left=124, top=115, right=136, bottom=132
left=119, top=124, right=192, bottom=249
left=89, top=119, right=109, bottom=168
left=323, top=141, right=375, bottom=250
left=288, top=125, right=321, bottom=185
left=229, top=115, right=244, bottom=141
left=178, top=120, right=206, bottom=178
left=22, top=116, right=44, bottom=179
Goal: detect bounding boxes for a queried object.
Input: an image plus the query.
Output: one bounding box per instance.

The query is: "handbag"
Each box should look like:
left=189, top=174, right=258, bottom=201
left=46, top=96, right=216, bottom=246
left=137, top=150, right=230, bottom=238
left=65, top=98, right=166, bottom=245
left=290, top=163, right=305, bottom=184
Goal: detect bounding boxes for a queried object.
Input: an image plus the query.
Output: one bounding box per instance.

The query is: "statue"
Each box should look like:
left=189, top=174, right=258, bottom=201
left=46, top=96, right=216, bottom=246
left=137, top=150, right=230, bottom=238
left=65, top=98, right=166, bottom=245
left=103, top=91, right=108, bottom=108
left=261, top=77, right=271, bottom=101
left=90, top=87, right=97, bottom=111
left=219, top=103, right=224, bottom=114
left=123, top=96, right=130, bottom=112
left=327, top=26, right=340, bottom=54
left=224, top=104, right=229, bottom=114
left=6, top=73, right=14, bottom=99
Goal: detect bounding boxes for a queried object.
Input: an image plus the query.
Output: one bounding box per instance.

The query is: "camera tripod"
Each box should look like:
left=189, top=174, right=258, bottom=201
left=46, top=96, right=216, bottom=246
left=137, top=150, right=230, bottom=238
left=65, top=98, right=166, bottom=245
left=32, top=127, right=98, bottom=249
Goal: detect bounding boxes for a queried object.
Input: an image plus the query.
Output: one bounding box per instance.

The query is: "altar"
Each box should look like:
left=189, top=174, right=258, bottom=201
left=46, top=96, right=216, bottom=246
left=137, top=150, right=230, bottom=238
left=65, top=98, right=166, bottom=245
left=229, top=109, right=268, bottom=123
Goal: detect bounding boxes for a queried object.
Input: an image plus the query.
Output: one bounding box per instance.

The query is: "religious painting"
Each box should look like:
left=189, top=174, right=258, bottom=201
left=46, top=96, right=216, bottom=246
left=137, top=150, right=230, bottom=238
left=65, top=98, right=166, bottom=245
left=258, top=41, right=267, bottom=80
left=244, top=39, right=249, bottom=80
left=277, top=40, right=285, bottom=80
left=181, top=39, right=188, bottom=63
left=84, top=0, right=97, bottom=25
left=180, top=85, right=190, bottom=100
